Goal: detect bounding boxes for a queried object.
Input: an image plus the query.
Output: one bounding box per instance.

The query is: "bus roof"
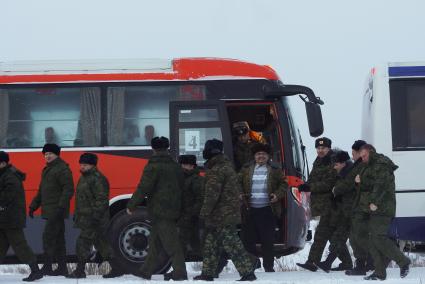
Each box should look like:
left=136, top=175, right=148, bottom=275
left=387, top=61, right=425, bottom=78
left=0, top=57, right=279, bottom=84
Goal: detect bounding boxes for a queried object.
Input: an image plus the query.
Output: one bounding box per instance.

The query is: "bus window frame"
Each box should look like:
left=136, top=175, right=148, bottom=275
left=169, top=100, right=233, bottom=165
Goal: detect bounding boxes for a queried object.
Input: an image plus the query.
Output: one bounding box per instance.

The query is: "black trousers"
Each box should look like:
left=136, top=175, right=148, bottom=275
left=241, top=206, right=275, bottom=270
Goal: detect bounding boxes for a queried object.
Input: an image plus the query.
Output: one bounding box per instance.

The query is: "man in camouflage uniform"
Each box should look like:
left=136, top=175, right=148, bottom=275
left=67, top=153, right=123, bottom=279
left=345, top=140, right=373, bottom=276
left=296, top=137, right=337, bottom=272
left=233, top=121, right=266, bottom=171
left=29, top=143, right=74, bottom=276
left=316, top=150, right=354, bottom=272
left=239, top=143, right=287, bottom=272
left=176, top=155, right=204, bottom=257
left=0, top=151, right=43, bottom=282
left=194, top=139, right=256, bottom=281
left=357, top=144, right=410, bottom=281
left=127, top=137, right=187, bottom=281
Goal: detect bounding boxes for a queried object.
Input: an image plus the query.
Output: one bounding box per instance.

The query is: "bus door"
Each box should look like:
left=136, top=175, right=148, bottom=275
left=169, top=100, right=233, bottom=166
left=226, top=101, right=287, bottom=243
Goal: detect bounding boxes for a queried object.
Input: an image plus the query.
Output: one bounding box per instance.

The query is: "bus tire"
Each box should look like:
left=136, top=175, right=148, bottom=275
left=108, top=208, right=171, bottom=275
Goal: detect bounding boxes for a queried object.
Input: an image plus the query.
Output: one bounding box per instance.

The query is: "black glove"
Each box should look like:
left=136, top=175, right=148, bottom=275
left=298, top=183, right=310, bottom=192
left=28, top=207, right=35, bottom=218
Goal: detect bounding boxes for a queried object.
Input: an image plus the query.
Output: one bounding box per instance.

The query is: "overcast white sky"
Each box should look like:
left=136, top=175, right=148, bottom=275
left=1, top=0, right=425, bottom=163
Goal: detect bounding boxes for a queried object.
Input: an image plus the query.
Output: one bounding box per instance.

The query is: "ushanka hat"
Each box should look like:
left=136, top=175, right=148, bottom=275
left=178, top=155, right=197, bottom=166
left=332, top=150, right=350, bottom=163
left=315, top=137, right=332, bottom=148
left=42, top=143, right=61, bottom=156
left=151, top=136, right=170, bottom=150
left=0, top=151, right=9, bottom=163
left=79, top=153, right=98, bottom=165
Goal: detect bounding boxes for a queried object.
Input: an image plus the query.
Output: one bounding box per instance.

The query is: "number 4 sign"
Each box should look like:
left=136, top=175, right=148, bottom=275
left=185, top=130, right=200, bottom=151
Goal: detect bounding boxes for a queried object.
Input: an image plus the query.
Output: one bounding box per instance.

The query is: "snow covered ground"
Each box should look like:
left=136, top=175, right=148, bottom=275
left=2, top=221, right=424, bottom=283
left=1, top=267, right=425, bottom=284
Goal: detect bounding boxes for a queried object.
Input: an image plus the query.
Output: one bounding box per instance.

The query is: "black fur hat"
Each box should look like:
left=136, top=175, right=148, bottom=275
left=251, top=143, right=271, bottom=155
left=151, top=136, right=170, bottom=150
left=203, top=139, right=223, bottom=160
left=178, top=155, right=197, bottom=166
left=0, top=151, right=9, bottom=163
left=42, top=143, right=61, bottom=156
left=315, top=137, right=332, bottom=148
left=352, top=140, right=367, bottom=151
left=79, top=153, right=98, bottom=165
left=332, top=150, right=351, bottom=163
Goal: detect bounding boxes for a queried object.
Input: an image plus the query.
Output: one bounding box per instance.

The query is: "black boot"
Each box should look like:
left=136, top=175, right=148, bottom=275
left=40, top=260, right=54, bottom=276
left=364, top=272, right=386, bottom=280
left=103, top=259, right=124, bottom=278
left=50, top=260, right=68, bottom=276
left=317, top=252, right=337, bottom=273
left=330, top=262, right=353, bottom=271
left=22, top=263, right=43, bottom=282
left=345, top=259, right=367, bottom=276
left=164, top=271, right=188, bottom=281
left=238, top=272, right=257, bottom=281
left=296, top=261, right=318, bottom=272
left=400, top=260, right=410, bottom=278
left=66, top=262, right=86, bottom=279
left=214, top=254, right=228, bottom=278
left=193, top=274, right=214, bottom=281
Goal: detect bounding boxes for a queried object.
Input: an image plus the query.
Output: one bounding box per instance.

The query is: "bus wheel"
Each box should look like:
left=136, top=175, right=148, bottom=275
left=108, top=208, right=171, bottom=275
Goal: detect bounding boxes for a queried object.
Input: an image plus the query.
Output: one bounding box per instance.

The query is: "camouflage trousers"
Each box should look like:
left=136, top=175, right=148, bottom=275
left=202, top=225, right=255, bottom=277
left=349, top=212, right=370, bottom=263
left=140, top=219, right=186, bottom=277
left=368, top=216, right=410, bottom=278
left=328, top=213, right=352, bottom=266
left=308, top=214, right=333, bottom=263
left=43, top=217, right=66, bottom=262
left=76, top=226, right=113, bottom=262
left=0, top=228, right=36, bottom=264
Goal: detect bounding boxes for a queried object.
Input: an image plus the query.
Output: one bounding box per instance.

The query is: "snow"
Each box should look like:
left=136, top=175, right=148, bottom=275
left=0, top=267, right=424, bottom=284
left=2, top=220, right=424, bottom=283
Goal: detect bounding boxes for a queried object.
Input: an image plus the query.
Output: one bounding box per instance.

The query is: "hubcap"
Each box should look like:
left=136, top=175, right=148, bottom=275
left=119, top=223, right=150, bottom=262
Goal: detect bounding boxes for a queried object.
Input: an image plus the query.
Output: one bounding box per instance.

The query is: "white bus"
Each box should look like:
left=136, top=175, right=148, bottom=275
left=361, top=62, right=425, bottom=244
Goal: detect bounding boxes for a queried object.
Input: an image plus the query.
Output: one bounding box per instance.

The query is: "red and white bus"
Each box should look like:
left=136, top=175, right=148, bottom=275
left=0, top=57, right=323, bottom=273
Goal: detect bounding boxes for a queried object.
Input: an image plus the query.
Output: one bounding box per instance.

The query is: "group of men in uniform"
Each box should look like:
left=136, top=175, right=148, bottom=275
left=0, top=121, right=412, bottom=282
left=0, top=144, right=124, bottom=281
left=296, top=137, right=411, bottom=281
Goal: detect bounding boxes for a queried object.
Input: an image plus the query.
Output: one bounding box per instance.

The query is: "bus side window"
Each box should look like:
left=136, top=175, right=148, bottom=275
left=1, top=87, right=101, bottom=148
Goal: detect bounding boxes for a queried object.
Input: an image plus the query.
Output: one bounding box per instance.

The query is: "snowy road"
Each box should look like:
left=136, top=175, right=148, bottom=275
left=1, top=268, right=425, bottom=284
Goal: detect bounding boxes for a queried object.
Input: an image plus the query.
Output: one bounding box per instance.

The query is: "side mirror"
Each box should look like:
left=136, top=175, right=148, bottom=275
left=305, top=102, right=324, bottom=137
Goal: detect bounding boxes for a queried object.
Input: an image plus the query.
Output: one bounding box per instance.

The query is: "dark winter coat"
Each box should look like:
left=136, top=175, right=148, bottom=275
left=29, top=157, right=74, bottom=219
left=358, top=151, right=398, bottom=217
left=239, top=162, right=287, bottom=218
left=127, top=151, right=184, bottom=221
left=0, top=165, right=26, bottom=229
left=179, top=168, right=205, bottom=226
left=308, top=152, right=337, bottom=217
left=200, top=154, right=241, bottom=227
left=74, top=167, right=110, bottom=228
left=332, top=160, right=356, bottom=218
left=348, top=159, right=366, bottom=215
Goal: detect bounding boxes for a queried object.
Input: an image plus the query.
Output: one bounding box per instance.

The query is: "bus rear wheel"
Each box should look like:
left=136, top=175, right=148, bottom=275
left=108, top=208, right=171, bottom=275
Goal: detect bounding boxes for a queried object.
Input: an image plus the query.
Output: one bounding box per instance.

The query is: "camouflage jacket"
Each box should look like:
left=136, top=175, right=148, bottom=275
left=200, top=154, right=241, bottom=227
left=358, top=152, right=398, bottom=217
left=179, top=168, right=205, bottom=226
left=233, top=140, right=255, bottom=171
left=30, top=157, right=74, bottom=219
left=349, top=159, right=366, bottom=215
left=74, top=167, right=110, bottom=229
left=308, top=152, right=337, bottom=217
left=332, top=160, right=356, bottom=218
left=0, top=165, right=26, bottom=229
left=127, top=151, right=184, bottom=221
left=239, top=162, right=287, bottom=218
